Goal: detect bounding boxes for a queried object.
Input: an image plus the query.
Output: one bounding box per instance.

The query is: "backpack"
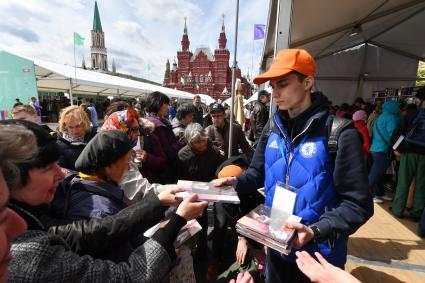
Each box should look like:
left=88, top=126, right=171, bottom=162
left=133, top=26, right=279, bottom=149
left=265, top=113, right=353, bottom=158
left=405, top=109, right=425, bottom=147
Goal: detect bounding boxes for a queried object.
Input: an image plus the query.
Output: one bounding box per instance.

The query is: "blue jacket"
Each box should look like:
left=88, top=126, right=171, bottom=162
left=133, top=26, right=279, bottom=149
left=236, top=92, right=373, bottom=267
left=53, top=175, right=127, bottom=220
left=264, top=111, right=347, bottom=266
left=370, top=100, right=400, bottom=153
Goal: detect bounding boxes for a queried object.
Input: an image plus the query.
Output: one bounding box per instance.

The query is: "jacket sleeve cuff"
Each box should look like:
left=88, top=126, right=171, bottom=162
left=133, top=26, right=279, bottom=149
left=312, top=220, right=332, bottom=241
left=151, top=213, right=187, bottom=260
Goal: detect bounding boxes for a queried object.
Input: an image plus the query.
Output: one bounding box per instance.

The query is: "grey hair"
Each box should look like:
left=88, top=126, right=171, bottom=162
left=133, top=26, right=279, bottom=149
left=0, top=124, right=38, bottom=191
left=184, top=123, right=208, bottom=144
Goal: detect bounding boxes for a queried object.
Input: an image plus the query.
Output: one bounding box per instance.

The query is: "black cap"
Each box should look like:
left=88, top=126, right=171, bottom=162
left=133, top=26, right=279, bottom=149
left=209, top=103, right=225, bottom=114
left=75, top=130, right=133, bottom=174
left=0, top=120, right=60, bottom=167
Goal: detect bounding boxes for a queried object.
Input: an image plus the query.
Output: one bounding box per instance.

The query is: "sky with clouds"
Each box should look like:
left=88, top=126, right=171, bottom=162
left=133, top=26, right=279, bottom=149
left=0, top=0, right=269, bottom=84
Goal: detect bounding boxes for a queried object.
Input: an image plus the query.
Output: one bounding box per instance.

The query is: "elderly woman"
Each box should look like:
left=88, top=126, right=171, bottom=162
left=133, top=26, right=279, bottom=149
left=1, top=120, right=207, bottom=281
left=55, top=130, right=135, bottom=219
left=56, top=105, right=97, bottom=171
left=101, top=108, right=168, bottom=201
left=145, top=91, right=183, bottom=184
left=178, top=123, right=224, bottom=181
left=177, top=123, right=224, bottom=282
left=0, top=124, right=35, bottom=283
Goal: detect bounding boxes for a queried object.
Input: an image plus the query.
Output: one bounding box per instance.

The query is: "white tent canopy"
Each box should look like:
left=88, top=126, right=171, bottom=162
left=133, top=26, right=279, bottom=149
left=244, top=86, right=273, bottom=105
left=34, top=58, right=194, bottom=100
left=197, top=94, right=216, bottom=106
left=260, top=0, right=425, bottom=105
left=0, top=49, right=195, bottom=101
left=223, top=96, right=247, bottom=106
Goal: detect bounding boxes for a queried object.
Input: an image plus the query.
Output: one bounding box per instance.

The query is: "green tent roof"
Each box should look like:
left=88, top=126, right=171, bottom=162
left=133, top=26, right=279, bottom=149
left=93, top=1, right=103, bottom=32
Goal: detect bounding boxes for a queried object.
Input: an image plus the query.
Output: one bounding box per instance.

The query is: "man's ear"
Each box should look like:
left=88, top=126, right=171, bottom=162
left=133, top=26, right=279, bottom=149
left=304, top=76, right=314, bottom=90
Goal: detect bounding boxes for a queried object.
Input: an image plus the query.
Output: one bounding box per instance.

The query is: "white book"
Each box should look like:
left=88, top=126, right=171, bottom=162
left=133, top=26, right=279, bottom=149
left=176, top=180, right=240, bottom=204
left=144, top=219, right=202, bottom=248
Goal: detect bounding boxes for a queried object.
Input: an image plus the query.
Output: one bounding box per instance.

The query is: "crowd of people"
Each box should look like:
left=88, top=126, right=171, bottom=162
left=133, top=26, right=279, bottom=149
left=1, top=48, right=424, bottom=283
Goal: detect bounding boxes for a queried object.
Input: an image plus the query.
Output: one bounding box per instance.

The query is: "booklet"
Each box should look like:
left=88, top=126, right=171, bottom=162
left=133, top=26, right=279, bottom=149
left=236, top=204, right=302, bottom=254
left=144, top=219, right=202, bottom=248
left=176, top=180, right=240, bottom=204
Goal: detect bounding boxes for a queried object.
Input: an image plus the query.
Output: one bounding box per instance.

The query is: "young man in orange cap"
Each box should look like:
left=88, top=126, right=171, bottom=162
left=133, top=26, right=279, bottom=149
left=215, top=49, right=373, bottom=282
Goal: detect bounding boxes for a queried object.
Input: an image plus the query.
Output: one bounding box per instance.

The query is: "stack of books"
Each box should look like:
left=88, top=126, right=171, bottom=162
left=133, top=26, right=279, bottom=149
left=176, top=180, right=240, bottom=204
left=236, top=204, right=301, bottom=255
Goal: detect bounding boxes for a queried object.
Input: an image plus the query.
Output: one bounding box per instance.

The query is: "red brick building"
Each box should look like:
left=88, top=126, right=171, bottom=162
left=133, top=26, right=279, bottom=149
left=163, top=17, right=251, bottom=102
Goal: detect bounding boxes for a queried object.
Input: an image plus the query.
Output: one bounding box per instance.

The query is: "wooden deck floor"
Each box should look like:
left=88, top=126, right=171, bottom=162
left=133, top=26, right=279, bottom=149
left=346, top=202, right=425, bottom=283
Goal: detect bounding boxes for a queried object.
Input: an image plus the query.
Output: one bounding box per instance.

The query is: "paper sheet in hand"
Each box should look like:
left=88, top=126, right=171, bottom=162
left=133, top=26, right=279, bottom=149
left=144, top=219, right=202, bottom=248
left=177, top=180, right=240, bottom=204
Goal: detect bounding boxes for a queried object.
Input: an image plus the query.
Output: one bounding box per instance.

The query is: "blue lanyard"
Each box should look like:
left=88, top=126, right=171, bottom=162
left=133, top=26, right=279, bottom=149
left=277, top=135, right=308, bottom=189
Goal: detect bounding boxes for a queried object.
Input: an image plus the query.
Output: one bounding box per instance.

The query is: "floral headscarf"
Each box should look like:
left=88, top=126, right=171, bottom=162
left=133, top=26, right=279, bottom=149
left=101, top=110, right=138, bottom=145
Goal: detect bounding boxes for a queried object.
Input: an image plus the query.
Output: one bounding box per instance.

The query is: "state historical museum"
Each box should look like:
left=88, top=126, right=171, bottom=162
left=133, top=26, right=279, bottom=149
left=163, top=17, right=251, bottom=101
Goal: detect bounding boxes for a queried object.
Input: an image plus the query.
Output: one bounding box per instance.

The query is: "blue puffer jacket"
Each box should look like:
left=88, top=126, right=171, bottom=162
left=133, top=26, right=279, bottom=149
left=370, top=100, right=400, bottom=153
left=264, top=111, right=347, bottom=266
left=236, top=92, right=373, bottom=268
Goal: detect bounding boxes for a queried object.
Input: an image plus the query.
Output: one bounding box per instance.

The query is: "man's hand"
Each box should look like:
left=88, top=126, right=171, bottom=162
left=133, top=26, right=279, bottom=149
left=158, top=187, right=184, bottom=206
left=176, top=194, right=208, bottom=221
left=394, top=150, right=401, bottom=161
left=295, top=251, right=361, bottom=283
left=135, top=150, right=147, bottom=162
left=284, top=222, right=314, bottom=249
left=211, top=177, right=238, bottom=188
left=236, top=237, right=249, bottom=265
left=229, top=272, right=254, bottom=283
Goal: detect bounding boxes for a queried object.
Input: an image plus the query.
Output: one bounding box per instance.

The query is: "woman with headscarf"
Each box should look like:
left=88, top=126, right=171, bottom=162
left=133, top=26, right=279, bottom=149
left=145, top=91, right=183, bottom=184
left=101, top=108, right=168, bottom=201
left=56, top=105, right=97, bottom=171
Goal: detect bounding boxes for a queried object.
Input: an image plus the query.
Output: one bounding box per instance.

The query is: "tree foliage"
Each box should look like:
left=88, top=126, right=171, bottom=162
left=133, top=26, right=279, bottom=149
left=417, top=61, right=425, bottom=86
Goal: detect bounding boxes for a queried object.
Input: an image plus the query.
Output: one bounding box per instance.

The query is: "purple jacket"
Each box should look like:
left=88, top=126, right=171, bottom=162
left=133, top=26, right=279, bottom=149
left=145, top=115, right=182, bottom=162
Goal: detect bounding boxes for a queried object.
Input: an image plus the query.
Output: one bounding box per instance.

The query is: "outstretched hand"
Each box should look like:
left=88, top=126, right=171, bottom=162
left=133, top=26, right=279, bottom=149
left=295, top=251, right=361, bottom=283
left=176, top=194, right=208, bottom=221
left=283, top=222, right=314, bottom=249
left=211, top=177, right=238, bottom=188
left=158, top=187, right=184, bottom=206
left=229, top=272, right=254, bottom=283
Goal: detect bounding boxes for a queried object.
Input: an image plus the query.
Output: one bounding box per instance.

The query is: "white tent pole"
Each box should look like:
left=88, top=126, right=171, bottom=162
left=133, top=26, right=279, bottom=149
left=269, top=0, right=293, bottom=118
left=355, top=43, right=369, bottom=98
left=228, top=0, right=240, bottom=159
left=69, top=78, right=74, bottom=105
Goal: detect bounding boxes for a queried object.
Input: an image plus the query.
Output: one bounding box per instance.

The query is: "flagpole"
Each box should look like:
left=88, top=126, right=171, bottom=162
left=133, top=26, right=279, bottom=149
left=228, top=0, right=239, bottom=159
left=71, top=39, right=78, bottom=105
left=72, top=39, right=77, bottom=106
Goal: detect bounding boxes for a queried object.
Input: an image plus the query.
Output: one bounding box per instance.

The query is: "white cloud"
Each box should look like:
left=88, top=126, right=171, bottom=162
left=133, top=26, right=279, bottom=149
left=0, top=0, right=269, bottom=84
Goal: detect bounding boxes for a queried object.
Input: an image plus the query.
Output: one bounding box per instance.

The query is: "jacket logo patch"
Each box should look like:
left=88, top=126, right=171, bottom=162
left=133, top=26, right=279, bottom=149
left=268, top=140, right=279, bottom=149
left=300, top=142, right=317, bottom=158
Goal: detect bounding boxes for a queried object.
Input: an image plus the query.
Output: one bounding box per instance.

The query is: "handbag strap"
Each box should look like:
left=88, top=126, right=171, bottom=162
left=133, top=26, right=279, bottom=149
left=374, top=117, right=391, bottom=149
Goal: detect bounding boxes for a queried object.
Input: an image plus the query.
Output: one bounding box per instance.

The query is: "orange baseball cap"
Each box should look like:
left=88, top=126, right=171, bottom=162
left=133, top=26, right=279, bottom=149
left=217, top=164, right=244, bottom=178
left=253, top=49, right=316, bottom=85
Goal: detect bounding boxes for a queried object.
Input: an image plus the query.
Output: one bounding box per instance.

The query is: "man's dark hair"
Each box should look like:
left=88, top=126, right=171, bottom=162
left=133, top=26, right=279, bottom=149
left=105, top=101, right=130, bottom=116
left=258, top=90, right=270, bottom=101
left=145, top=91, right=170, bottom=114
left=291, top=71, right=308, bottom=82
left=176, top=103, right=195, bottom=120
left=194, top=95, right=201, bottom=100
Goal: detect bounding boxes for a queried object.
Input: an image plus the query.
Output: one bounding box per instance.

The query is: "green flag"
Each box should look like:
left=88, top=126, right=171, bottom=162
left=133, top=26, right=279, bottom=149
left=180, top=75, right=185, bottom=85
left=147, top=63, right=152, bottom=72
left=73, top=32, right=85, bottom=46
